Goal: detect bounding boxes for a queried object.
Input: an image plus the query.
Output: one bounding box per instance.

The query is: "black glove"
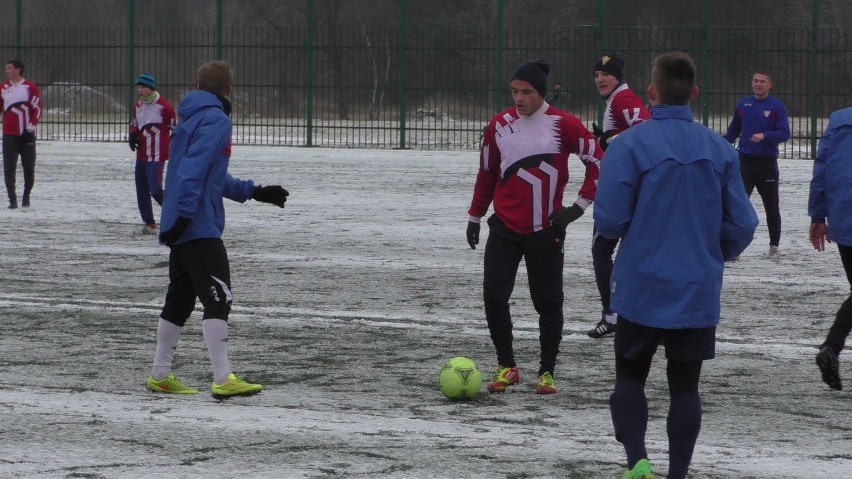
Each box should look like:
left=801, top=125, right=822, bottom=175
left=129, top=132, right=139, bottom=152
left=159, top=216, right=190, bottom=246
left=592, top=122, right=615, bottom=151
left=466, top=221, right=480, bottom=250
left=548, top=204, right=584, bottom=229
left=252, top=185, right=289, bottom=208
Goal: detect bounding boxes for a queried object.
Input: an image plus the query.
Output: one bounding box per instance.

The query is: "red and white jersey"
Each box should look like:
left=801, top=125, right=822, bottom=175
left=468, top=102, right=602, bottom=234
left=0, top=78, right=41, bottom=136
left=601, top=83, right=649, bottom=135
left=130, top=93, right=176, bottom=162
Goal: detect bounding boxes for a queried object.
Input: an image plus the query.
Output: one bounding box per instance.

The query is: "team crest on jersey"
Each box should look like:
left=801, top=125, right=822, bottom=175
left=495, top=112, right=521, bottom=137
left=764, top=110, right=770, bottom=117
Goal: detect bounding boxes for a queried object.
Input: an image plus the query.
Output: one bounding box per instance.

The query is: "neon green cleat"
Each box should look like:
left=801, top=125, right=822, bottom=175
left=146, top=374, right=199, bottom=394
left=535, top=371, right=557, bottom=394
left=623, top=459, right=655, bottom=479
left=211, top=373, right=263, bottom=399
left=486, top=365, right=520, bottom=393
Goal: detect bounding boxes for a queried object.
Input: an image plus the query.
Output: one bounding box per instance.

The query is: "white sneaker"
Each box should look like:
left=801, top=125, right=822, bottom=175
left=769, top=245, right=781, bottom=258
left=141, top=224, right=158, bottom=235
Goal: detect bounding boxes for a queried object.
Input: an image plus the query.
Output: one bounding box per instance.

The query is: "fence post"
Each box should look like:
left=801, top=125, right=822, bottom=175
left=495, top=0, right=504, bottom=113
left=810, top=0, right=819, bottom=159
left=127, top=0, right=136, bottom=125
left=397, top=0, right=408, bottom=149
left=595, top=0, right=606, bottom=124
left=701, top=0, right=711, bottom=125
left=216, top=0, right=223, bottom=60
left=306, top=0, right=314, bottom=146
left=15, top=0, right=22, bottom=58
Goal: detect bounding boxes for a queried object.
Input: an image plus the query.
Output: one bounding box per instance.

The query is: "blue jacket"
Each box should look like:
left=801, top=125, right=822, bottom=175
left=809, top=107, right=852, bottom=246
left=724, top=95, right=790, bottom=157
left=594, top=105, right=758, bottom=329
left=159, top=91, right=254, bottom=246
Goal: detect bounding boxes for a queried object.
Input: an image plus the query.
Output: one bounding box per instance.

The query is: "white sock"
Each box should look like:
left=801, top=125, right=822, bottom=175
left=202, top=318, right=232, bottom=384
left=604, top=313, right=618, bottom=325
left=152, top=318, right=183, bottom=380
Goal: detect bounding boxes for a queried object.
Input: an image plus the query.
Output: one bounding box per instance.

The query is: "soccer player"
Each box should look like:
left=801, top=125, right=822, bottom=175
left=146, top=60, right=290, bottom=399
left=1, top=59, right=41, bottom=209
left=128, top=72, right=176, bottom=235
left=466, top=59, right=601, bottom=395
left=587, top=53, right=650, bottom=339
left=724, top=69, right=790, bottom=258
left=809, top=106, right=852, bottom=392
left=594, top=52, right=757, bottom=479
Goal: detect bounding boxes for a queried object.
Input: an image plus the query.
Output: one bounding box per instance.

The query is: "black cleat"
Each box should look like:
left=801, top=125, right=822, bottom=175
left=587, top=318, right=617, bottom=338
left=817, top=346, right=842, bottom=391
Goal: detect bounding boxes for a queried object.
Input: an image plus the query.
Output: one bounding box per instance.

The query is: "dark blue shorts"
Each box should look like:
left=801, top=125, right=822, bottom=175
left=614, top=316, right=716, bottom=362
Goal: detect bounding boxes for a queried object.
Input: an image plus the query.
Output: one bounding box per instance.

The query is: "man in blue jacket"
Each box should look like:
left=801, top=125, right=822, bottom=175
left=145, top=60, right=289, bottom=399
left=594, top=52, right=758, bottom=479
left=810, top=106, right=852, bottom=392
left=724, top=70, right=790, bottom=258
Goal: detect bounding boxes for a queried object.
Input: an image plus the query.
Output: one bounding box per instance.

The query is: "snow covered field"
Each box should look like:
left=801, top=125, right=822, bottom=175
left=1, top=142, right=850, bottom=478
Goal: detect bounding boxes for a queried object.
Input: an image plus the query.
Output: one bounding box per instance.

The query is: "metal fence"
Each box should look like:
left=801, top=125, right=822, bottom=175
left=0, top=23, right=848, bottom=158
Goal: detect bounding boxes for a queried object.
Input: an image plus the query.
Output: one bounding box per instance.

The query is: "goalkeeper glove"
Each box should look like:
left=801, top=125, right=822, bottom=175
left=548, top=204, right=584, bottom=229
left=159, top=216, right=190, bottom=246
left=592, top=122, right=615, bottom=151
left=466, top=221, right=480, bottom=250
left=252, top=185, right=289, bottom=208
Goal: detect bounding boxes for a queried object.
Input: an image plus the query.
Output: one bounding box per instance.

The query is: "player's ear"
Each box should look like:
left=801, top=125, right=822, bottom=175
left=691, top=86, right=700, bottom=101
left=646, top=83, right=657, bottom=104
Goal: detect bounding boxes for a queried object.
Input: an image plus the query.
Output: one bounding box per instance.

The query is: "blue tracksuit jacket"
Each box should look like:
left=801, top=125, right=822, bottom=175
left=724, top=95, right=790, bottom=157
left=594, top=105, right=758, bottom=329
left=809, top=106, right=852, bottom=246
left=159, top=90, right=254, bottom=246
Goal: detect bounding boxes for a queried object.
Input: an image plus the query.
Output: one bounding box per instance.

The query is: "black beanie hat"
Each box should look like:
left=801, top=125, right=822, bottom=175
left=593, top=53, right=624, bottom=82
left=512, top=60, right=550, bottom=97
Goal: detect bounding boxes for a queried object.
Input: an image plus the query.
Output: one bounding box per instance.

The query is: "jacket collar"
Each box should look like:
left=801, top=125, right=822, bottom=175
left=650, top=104, right=694, bottom=121
left=602, top=81, right=628, bottom=100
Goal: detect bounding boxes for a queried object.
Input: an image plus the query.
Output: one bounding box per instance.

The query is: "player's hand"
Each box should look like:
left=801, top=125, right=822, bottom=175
left=750, top=132, right=765, bottom=143
left=592, top=122, right=614, bottom=151
left=810, top=222, right=830, bottom=252
left=129, top=132, right=139, bottom=152
left=159, top=216, right=191, bottom=246
left=466, top=221, right=480, bottom=250
left=252, top=185, right=289, bottom=208
left=548, top=204, right=584, bottom=229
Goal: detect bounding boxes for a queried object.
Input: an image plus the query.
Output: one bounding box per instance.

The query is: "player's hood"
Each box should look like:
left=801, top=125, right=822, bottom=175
left=177, top=90, right=228, bottom=121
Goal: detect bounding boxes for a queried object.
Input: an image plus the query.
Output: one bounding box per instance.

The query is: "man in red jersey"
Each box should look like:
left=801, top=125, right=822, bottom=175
left=1, top=59, right=41, bottom=209
left=588, top=53, right=651, bottom=339
left=129, top=72, right=176, bottom=234
left=466, top=59, right=602, bottom=395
